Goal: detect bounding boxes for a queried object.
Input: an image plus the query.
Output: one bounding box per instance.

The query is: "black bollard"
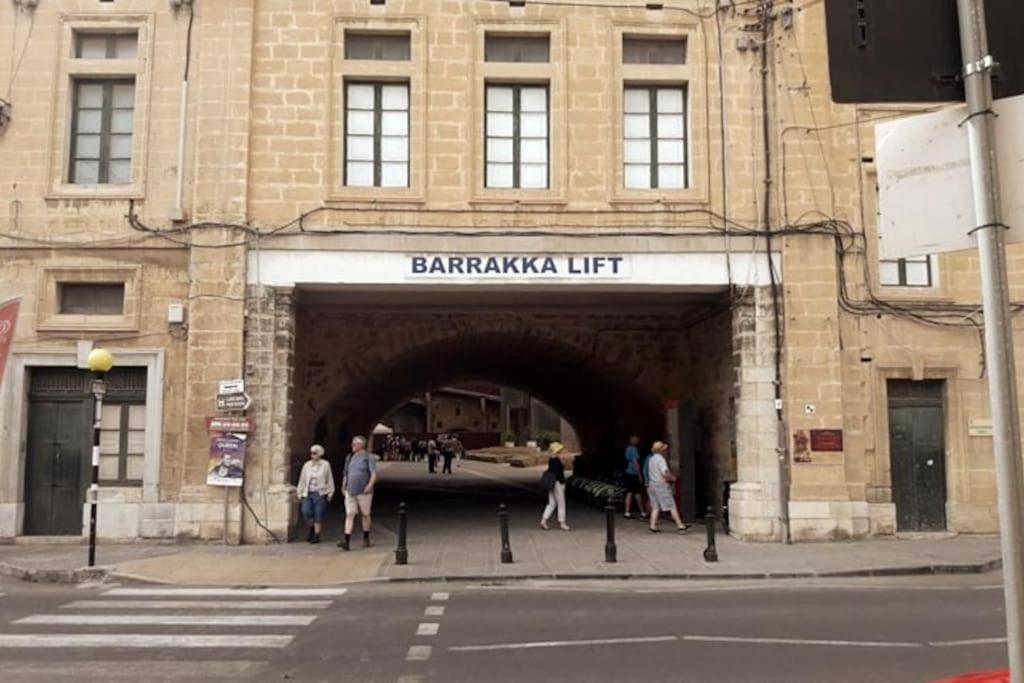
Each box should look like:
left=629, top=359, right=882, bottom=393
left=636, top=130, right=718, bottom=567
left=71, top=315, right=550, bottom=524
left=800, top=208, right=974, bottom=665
left=395, top=502, right=408, bottom=565
left=703, top=505, right=719, bottom=563
left=499, top=504, right=514, bottom=564
left=604, top=505, right=617, bottom=563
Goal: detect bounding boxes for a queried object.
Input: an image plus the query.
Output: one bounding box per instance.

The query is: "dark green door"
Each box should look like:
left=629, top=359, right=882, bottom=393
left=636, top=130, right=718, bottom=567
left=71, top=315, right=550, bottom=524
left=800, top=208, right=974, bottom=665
left=888, top=380, right=947, bottom=532
left=24, top=399, right=90, bottom=535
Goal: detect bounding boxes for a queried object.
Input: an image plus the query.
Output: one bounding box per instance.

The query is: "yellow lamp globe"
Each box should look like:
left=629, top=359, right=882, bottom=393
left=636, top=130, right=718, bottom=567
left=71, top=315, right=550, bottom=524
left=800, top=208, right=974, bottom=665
left=86, top=348, right=114, bottom=373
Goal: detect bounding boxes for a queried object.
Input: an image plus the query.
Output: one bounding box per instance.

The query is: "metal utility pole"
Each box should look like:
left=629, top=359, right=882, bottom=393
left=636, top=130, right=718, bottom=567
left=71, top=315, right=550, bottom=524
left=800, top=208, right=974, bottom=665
left=957, top=0, right=1024, bottom=677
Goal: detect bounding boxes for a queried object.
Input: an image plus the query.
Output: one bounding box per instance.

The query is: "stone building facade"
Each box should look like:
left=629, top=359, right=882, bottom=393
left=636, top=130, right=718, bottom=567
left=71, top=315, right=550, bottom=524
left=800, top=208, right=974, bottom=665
left=0, top=0, right=1017, bottom=543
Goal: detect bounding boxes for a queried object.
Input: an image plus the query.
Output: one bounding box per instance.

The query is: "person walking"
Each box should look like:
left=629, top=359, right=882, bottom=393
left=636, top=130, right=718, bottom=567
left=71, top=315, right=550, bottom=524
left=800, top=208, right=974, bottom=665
left=540, top=442, right=571, bottom=531
left=623, top=434, right=647, bottom=520
left=296, top=444, right=335, bottom=544
left=337, top=435, right=378, bottom=551
left=427, top=437, right=439, bottom=474
left=646, top=441, right=689, bottom=533
left=441, top=434, right=455, bottom=474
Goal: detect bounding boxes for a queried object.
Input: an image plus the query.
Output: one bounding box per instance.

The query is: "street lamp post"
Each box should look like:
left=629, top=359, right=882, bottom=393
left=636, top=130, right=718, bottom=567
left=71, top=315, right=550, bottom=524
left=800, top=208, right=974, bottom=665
left=86, top=348, right=113, bottom=568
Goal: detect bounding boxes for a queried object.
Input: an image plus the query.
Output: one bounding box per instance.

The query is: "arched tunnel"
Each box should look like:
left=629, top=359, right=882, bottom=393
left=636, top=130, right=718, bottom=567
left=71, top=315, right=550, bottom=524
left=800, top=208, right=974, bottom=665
left=322, top=331, right=665, bottom=463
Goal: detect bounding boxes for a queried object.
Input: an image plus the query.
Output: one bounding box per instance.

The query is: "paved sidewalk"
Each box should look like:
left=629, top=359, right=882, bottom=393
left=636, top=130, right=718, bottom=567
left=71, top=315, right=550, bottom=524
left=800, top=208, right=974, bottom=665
left=0, top=461, right=1003, bottom=585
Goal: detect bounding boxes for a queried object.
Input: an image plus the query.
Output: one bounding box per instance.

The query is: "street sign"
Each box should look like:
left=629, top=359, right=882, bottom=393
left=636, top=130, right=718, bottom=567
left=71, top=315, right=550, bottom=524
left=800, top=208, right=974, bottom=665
left=218, top=379, right=245, bottom=395
left=824, top=0, right=1022, bottom=103
left=207, top=416, right=255, bottom=433
left=876, top=93, right=1024, bottom=259
left=216, top=393, right=252, bottom=412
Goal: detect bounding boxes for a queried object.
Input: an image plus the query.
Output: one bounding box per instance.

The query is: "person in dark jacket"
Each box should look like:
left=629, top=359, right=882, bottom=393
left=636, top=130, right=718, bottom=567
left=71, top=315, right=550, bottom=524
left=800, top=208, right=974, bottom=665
left=540, top=442, right=571, bottom=531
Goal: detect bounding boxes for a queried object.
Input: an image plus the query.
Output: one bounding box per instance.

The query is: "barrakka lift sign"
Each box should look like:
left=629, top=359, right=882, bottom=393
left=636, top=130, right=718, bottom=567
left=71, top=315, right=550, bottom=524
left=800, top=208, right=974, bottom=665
left=408, top=254, right=629, bottom=278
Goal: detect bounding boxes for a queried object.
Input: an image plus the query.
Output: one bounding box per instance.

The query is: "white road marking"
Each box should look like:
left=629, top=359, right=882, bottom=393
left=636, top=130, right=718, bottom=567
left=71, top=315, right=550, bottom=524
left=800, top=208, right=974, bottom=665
left=0, top=634, right=293, bottom=648
left=17, top=614, right=316, bottom=627
left=430, top=592, right=449, bottom=601
left=396, top=676, right=426, bottom=683
left=0, top=660, right=268, bottom=679
left=104, top=587, right=347, bottom=597
left=406, top=645, right=433, bottom=661
left=929, top=637, right=1008, bottom=647
left=449, top=635, right=678, bottom=652
left=61, top=599, right=333, bottom=610
left=682, top=635, right=921, bottom=648
left=424, top=606, right=445, bottom=616
left=416, top=623, right=440, bottom=636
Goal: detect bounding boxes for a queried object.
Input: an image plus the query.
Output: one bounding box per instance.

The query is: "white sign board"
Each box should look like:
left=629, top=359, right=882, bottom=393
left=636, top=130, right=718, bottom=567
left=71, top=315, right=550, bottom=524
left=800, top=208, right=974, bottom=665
left=218, top=379, right=245, bottom=395
left=876, top=94, right=1024, bottom=260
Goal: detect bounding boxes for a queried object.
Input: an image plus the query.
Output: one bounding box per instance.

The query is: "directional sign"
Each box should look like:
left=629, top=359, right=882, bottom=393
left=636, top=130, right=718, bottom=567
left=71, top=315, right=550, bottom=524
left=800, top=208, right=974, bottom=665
left=218, top=379, right=245, bottom=395
left=216, top=393, right=252, bottom=412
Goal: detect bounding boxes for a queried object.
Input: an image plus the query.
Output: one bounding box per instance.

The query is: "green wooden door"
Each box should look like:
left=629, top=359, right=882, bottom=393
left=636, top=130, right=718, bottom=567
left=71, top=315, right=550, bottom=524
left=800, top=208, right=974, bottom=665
left=888, top=381, right=947, bottom=532
left=24, top=399, right=90, bottom=535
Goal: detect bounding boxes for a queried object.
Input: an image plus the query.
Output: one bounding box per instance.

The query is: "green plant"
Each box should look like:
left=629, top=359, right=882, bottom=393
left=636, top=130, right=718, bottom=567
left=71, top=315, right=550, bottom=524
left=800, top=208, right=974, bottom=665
left=501, top=431, right=517, bottom=445
left=533, top=431, right=560, bottom=450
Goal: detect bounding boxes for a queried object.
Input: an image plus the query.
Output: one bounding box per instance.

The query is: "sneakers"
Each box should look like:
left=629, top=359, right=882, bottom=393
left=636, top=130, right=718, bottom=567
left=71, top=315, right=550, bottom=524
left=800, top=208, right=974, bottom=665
left=623, top=512, right=633, bottom=519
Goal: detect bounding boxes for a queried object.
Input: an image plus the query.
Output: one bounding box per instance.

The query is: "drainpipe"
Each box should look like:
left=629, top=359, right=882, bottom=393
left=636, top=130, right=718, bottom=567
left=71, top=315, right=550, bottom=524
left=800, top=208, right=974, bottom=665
left=170, top=2, right=195, bottom=223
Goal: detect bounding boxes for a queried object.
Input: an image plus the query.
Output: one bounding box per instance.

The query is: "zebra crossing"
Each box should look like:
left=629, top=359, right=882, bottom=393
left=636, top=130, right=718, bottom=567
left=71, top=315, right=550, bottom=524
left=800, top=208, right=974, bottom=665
left=0, top=585, right=347, bottom=678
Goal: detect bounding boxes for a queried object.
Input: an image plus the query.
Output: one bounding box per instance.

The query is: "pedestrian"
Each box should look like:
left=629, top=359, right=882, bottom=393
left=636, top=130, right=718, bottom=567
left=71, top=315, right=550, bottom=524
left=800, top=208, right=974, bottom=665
left=296, top=444, right=335, bottom=544
left=337, top=435, right=378, bottom=551
left=453, top=433, right=464, bottom=468
left=646, top=441, right=689, bottom=534
left=427, top=437, right=439, bottom=474
left=623, top=434, right=647, bottom=520
left=441, top=434, right=455, bottom=474
left=540, top=442, right=571, bottom=531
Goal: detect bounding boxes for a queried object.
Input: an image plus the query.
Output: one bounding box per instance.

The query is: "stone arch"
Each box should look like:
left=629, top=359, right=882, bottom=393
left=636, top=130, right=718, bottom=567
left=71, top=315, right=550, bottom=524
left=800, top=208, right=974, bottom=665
left=312, top=331, right=665, bottom=465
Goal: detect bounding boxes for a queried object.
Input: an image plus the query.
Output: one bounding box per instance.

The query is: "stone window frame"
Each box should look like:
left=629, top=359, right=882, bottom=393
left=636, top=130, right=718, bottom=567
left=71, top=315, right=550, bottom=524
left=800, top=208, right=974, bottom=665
left=45, top=13, right=155, bottom=200
left=37, top=266, right=142, bottom=333
left=471, top=18, right=567, bottom=205
left=609, top=22, right=708, bottom=206
left=328, top=16, right=426, bottom=203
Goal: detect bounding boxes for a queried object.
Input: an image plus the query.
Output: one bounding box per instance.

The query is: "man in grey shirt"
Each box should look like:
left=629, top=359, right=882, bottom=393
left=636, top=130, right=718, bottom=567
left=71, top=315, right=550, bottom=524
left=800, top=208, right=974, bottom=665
left=337, top=435, right=378, bottom=551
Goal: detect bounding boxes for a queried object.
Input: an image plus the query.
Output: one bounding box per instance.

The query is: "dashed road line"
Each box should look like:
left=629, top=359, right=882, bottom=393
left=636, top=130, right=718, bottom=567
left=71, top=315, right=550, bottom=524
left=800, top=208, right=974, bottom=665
left=406, top=645, right=433, bottom=661
left=416, top=622, right=440, bottom=636
left=430, top=592, right=449, bottom=601
left=425, top=605, right=445, bottom=616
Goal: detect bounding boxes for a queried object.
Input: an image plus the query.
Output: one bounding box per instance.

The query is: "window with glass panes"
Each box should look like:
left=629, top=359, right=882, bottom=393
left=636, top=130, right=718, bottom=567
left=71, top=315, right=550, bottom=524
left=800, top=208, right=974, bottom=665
left=99, top=401, right=146, bottom=485
left=880, top=256, right=934, bottom=287
left=69, top=80, right=135, bottom=184
left=485, top=84, right=549, bottom=189
left=623, top=86, right=687, bottom=189
left=344, top=82, right=410, bottom=187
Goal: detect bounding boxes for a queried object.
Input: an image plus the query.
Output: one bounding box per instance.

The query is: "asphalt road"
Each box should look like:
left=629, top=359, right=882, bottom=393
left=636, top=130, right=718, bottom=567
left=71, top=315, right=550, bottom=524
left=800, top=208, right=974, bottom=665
left=0, top=572, right=1009, bottom=682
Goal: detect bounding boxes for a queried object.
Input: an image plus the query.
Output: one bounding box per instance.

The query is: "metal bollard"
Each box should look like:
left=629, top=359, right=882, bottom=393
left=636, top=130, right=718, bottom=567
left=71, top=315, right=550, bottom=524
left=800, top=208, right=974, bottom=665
left=703, top=505, right=719, bottom=563
left=605, top=505, right=617, bottom=563
left=499, top=504, right=514, bottom=564
left=395, top=502, right=408, bottom=565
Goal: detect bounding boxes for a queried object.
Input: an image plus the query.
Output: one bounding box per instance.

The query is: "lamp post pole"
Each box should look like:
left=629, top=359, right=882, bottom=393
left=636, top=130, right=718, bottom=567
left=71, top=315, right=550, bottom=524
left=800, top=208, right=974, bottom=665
left=86, top=348, right=113, bottom=568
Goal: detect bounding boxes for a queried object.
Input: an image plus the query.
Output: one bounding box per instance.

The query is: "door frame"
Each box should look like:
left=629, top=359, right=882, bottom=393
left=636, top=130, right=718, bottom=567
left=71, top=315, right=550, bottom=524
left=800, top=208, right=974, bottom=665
left=873, top=366, right=963, bottom=533
left=0, top=350, right=165, bottom=537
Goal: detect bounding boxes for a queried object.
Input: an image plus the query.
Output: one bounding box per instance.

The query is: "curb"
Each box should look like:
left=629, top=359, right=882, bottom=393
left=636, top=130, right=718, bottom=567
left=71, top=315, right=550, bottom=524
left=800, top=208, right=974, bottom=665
left=0, top=556, right=1003, bottom=586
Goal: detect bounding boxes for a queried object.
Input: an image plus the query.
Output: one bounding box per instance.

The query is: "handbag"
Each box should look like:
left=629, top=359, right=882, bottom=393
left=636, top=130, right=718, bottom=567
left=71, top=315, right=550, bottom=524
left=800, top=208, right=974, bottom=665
left=540, top=470, right=557, bottom=491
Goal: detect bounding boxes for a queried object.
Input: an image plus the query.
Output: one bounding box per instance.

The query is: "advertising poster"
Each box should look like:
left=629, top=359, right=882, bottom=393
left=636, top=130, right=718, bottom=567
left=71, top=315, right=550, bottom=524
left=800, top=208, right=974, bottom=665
left=207, top=432, right=246, bottom=487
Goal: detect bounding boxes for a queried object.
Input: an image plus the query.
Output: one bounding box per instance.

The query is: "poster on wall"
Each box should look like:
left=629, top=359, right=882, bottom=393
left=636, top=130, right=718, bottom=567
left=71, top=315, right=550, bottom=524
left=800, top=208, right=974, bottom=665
left=0, top=297, right=21, bottom=385
left=207, top=432, right=246, bottom=487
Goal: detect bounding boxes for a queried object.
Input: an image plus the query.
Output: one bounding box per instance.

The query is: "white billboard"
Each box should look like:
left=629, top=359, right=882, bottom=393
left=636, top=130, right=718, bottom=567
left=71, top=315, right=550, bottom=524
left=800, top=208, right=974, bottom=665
left=876, top=94, right=1024, bottom=260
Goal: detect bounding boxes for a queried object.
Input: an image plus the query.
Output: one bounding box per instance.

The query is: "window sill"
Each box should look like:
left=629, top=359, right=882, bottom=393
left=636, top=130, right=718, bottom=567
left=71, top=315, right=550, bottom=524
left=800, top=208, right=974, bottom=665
left=37, top=316, right=139, bottom=334
left=467, top=197, right=569, bottom=207
left=325, top=190, right=426, bottom=205
left=875, top=286, right=954, bottom=304
left=609, top=190, right=708, bottom=206
left=46, top=184, right=145, bottom=201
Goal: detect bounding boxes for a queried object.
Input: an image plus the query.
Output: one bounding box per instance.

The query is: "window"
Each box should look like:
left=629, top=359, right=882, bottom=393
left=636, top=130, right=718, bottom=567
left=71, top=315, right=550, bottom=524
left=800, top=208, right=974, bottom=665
left=623, top=86, right=687, bottom=189
left=69, top=79, right=135, bottom=184
left=623, top=36, right=687, bottom=65
left=344, top=82, right=409, bottom=187
left=99, top=401, right=146, bottom=485
left=881, top=256, right=934, bottom=287
left=485, top=84, right=548, bottom=189
left=485, top=34, right=550, bottom=63
left=58, top=282, right=125, bottom=315
left=75, top=32, right=138, bottom=59
left=344, top=32, right=410, bottom=61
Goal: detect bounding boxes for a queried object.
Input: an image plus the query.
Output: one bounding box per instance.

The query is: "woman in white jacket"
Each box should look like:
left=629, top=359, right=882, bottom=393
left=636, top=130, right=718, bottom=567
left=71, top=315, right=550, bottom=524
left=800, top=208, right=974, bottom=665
left=296, top=444, right=335, bottom=544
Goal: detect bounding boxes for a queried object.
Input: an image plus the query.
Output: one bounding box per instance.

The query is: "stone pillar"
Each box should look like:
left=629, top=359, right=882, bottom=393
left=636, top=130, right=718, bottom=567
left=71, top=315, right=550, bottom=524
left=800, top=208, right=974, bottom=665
left=728, top=287, right=785, bottom=541
left=243, top=286, right=297, bottom=543
left=175, top=0, right=255, bottom=540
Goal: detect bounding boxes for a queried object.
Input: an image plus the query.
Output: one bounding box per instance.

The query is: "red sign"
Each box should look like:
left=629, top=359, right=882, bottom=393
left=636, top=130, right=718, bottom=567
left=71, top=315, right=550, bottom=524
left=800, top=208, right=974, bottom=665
left=207, top=416, right=255, bottom=433
left=0, top=298, right=20, bottom=386
left=810, top=429, right=844, bottom=452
